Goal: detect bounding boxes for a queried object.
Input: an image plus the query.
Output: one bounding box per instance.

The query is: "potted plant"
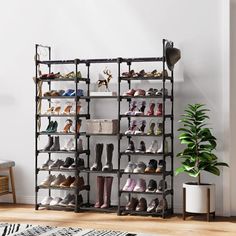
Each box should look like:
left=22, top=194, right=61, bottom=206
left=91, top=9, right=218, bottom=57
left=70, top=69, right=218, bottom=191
left=176, top=104, right=228, bottom=216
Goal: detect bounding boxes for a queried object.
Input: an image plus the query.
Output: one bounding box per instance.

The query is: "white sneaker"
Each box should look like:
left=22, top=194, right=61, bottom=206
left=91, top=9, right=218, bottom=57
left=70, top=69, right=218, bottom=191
left=51, top=174, right=66, bottom=187
left=63, top=138, right=75, bottom=151
left=146, top=140, right=158, bottom=153
left=40, top=174, right=56, bottom=187
left=124, top=162, right=137, bottom=173
left=49, top=159, right=64, bottom=170
left=40, top=196, right=53, bottom=205
left=50, top=197, right=62, bottom=206
left=157, top=140, right=168, bottom=153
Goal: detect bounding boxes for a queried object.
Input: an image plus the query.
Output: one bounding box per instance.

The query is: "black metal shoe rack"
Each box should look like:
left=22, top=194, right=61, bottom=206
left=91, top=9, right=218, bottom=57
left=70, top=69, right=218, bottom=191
left=34, top=39, right=174, bottom=218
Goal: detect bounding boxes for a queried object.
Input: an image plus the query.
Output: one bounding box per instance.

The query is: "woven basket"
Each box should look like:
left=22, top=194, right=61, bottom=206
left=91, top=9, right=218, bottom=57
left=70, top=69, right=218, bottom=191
left=0, top=176, right=9, bottom=194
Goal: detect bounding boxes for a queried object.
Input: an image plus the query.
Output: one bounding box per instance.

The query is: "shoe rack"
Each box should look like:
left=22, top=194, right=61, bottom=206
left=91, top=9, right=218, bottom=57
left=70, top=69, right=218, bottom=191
left=34, top=39, right=174, bottom=218
left=35, top=45, right=91, bottom=212
left=117, top=39, right=174, bottom=218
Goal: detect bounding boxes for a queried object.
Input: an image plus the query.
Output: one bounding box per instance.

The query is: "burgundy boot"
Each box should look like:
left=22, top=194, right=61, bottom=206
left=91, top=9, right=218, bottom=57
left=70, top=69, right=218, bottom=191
left=156, top=103, right=163, bottom=116
left=94, top=176, right=105, bottom=208
left=100, top=176, right=113, bottom=209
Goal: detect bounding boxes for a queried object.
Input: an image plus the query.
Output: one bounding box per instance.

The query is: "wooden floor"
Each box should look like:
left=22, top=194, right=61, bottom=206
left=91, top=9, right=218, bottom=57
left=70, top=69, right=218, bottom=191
left=0, top=204, right=236, bottom=236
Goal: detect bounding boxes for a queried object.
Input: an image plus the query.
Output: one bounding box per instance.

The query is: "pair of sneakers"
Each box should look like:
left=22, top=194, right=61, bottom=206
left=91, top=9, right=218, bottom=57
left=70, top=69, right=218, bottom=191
left=146, top=179, right=167, bottom=193
left=147, top=198, right=168, bottom=213
left=63, top=138, right=83, bottom=151
left=123, top=178, right=146, bottom=192
left=145, top=159, right=166, bottom=173
left=146, top=140, right=168, bottom=154
left=124, top=161, right=146, bottom=173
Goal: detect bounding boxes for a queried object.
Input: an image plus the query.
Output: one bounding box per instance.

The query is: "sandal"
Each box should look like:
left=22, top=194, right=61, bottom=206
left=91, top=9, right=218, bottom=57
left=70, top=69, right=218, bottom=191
left=125, top=101, right=137, bottom=115
left=125, top=120, right=138, bottom=135
left=122, top=70, right=135, bottom=78
left=146, top=101, right=155, bottom=116
left=134, top=100, right=146, bottom=115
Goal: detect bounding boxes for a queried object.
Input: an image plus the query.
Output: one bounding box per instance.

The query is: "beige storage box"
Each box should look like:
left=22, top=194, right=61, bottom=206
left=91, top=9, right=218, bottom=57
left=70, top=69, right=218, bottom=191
left=0, top=176, right=9, bottom=194
left=86, top=119, right=118, bottom=134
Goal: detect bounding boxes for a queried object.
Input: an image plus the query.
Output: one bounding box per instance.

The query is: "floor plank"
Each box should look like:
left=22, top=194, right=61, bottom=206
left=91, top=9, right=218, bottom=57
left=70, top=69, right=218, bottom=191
left=0, top=204, right=236, bottom=236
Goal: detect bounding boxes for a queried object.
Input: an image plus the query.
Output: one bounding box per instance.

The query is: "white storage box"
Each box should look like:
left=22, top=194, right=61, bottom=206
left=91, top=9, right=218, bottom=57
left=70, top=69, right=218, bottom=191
left=86, top=119, right=118, bottom=134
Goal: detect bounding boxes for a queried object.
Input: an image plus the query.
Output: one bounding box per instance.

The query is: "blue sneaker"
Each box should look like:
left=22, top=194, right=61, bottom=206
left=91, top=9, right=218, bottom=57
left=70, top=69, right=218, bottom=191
left=70, top=89, right=84, bottom=97
left=62, top=89, right=75, bottom=96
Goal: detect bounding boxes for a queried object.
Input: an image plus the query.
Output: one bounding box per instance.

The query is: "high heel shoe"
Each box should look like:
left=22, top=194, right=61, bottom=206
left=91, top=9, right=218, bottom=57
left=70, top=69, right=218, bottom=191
left=134, top=100, right=146, bottom=115
left=63, top=102, right=73, bottom=115
left=75, top=119, right=82, bottom=133
left=147, top=121, right=155, bottom=135
left=53, top=102, right=61, bottom=115
left=134, top=120, right=146, bottom=134
left=49, top=121, right=58, bottom=133
left=156, top=123, right=163, bottom=136
left=147, top=101, right=155, bottom=116
left=44, top=107, right=54, bottom=115
left=156, top=103, right=162, bottom=116
left=71, top=102, right=82, bottom=115
left=125, top=101, right=137, bottom=115
left=125, top=120, right=137, bottom=135
left=63, top=119, right=73, bottom=133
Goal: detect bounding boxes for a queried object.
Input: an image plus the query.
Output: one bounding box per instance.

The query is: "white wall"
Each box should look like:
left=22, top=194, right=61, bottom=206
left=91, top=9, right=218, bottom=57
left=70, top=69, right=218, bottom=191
left=0, top=0, right=229, bottom=215
left=230, top=0, right=236, bottom=216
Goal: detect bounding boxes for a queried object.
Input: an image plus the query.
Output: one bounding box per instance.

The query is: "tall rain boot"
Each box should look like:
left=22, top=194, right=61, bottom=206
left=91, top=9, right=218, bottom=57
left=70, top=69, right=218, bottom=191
left=94, top=176, right=105, bottom=208
left=102, top=144, right=114, bottom=171
left=101, top=176, right=113, bottom=209
left=91, top=143, right=103, bottom=171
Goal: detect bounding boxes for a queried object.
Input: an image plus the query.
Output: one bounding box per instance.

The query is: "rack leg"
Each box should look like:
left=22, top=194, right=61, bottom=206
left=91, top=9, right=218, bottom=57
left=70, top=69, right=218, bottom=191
left=207, top=188, right=210, bottom=222
left=183, top=187, right=186, bottom=220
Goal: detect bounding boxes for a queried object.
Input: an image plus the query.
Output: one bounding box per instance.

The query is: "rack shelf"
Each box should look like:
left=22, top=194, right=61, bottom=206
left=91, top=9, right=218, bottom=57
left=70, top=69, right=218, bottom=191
left=38, top=204, right=75, bottom=211
left=37, top=150, right=89, bottom=154
left=38, top=114, right=89, bottom=118
left=39, top=77, right=89, bottom=83
left=120, top=152, right=172, bottom=157
left=120, top=76, right=172, bottom=81
left=80, top=169, right=119, bottom=174
left=120, top=95, right=172, bottom=100
left=120, top=171, right=172, bottom=177
left=120, top=189, right=173, bottom=196
left=119, top=114, right=173, bottom=119
left=38, top=185, right=90, bottom=191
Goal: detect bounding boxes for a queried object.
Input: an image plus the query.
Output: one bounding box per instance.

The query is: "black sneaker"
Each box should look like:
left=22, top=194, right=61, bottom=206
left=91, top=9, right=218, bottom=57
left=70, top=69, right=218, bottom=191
left=146, top=179, right=157, bottom=192
left=125, top=140, right=135, bottom=153
left=156, top=179, right=167, bottom=193
left=69, top=158, right=85, bottom=170
left=60, top=157, right=74, bottom=169
left=136, top=140, right=146, bottom=153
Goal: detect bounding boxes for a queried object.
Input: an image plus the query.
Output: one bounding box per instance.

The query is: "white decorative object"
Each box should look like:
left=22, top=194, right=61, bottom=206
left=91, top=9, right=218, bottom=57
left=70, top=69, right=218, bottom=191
left=86, top=119, right=118, bottom=134
left=183, top=183, right=215, bottom=213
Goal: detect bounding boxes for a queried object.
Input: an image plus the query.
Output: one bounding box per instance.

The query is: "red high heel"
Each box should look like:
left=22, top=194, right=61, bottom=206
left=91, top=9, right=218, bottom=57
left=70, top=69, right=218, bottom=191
left=147, top=101, right=155, bottom=116
left=156, top=103, right=162, bottom=116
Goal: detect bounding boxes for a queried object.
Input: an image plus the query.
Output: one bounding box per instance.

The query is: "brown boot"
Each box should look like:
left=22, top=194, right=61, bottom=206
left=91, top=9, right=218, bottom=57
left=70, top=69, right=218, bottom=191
left=101, top=176, right=113, bottom=209
left=94, top=176, right=105, bottom=208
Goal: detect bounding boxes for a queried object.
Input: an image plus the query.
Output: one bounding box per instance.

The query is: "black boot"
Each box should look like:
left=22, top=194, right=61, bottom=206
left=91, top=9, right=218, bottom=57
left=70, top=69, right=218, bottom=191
left=90, top=143, right=103, bottom=171
left=50, top=136, right=60, bottom=151
left=102, top=144, right=114, bottom=171
left=43, top=136, right=53, bottom=151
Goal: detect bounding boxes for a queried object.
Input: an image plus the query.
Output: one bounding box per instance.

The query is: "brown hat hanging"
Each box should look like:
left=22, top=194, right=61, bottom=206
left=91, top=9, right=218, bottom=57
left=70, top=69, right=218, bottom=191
left=165, top=47, right=181, bottom=71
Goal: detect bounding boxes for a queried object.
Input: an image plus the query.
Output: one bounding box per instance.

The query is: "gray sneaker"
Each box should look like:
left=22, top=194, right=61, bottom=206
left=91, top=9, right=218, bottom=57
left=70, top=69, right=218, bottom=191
left=41, top=159, right=54, bottom=170
left=59, top=193, right=74, bottom=206
left=49, top=159, right=64, bottom=170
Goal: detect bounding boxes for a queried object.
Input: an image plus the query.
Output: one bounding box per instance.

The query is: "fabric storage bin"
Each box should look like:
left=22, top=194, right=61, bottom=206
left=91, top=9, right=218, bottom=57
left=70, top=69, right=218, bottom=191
left=0, top=176, right=9, bottom=194
left=86, top=119, right=118, bottom=134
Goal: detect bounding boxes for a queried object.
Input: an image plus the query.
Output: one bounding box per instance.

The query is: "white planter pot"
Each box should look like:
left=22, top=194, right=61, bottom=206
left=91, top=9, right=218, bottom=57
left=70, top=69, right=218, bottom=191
left=183, top=182, right=215, bottom=214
